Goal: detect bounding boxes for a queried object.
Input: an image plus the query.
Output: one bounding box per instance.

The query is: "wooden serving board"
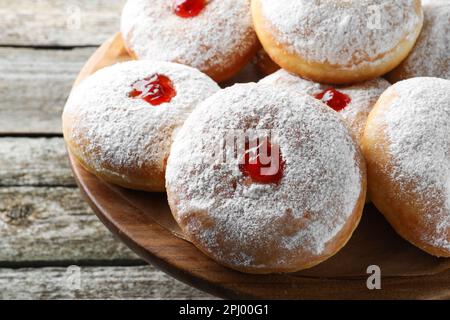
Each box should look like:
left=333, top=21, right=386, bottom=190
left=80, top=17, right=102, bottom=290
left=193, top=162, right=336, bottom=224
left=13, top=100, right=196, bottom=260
left=68, top=33, right=450, bottom=299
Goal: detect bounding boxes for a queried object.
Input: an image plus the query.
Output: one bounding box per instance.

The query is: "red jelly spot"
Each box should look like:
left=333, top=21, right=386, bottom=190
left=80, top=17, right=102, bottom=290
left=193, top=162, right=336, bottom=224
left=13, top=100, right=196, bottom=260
left=239, top=138, right=284, bottom=185
left=128, top=74, right=176, bottom=106
left=314, top=88, right=351, bottom=112
left=173, top=0, right=206, bottom=18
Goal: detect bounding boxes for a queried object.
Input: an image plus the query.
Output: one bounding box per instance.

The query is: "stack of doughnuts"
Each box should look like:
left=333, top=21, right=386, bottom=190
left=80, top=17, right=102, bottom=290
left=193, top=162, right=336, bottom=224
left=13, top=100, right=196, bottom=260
left=63, top=0, right=450, bottom=274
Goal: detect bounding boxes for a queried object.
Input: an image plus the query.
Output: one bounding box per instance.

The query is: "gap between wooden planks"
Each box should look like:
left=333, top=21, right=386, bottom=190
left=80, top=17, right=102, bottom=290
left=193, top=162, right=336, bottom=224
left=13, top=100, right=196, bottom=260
left=0, top=0, right=215, bottom=299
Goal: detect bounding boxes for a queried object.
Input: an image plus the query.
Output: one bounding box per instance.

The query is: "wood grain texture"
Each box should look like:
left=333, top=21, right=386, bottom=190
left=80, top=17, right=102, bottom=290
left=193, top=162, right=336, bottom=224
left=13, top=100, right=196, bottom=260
left=0, top=0, right=214, bottom=299
left=0, top=186, right=139, bottom=263
left=0, top=138, right=73, bottom=187
left=0, top=47, right=94, bottom=134
left=0, top=137, right=215, bottom=298
left=0, top=138, right=134, bottom=263
left=0, top=0, right=126, bottom=46
left=0, top=266, right=212, bottom=299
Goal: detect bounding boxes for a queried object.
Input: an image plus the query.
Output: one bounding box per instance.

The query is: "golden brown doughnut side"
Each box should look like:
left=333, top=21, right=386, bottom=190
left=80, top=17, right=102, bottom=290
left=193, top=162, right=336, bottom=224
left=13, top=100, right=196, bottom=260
left=63, top=114, right=166, bottom=192
left=63, top=60, right=221, bottom=194
left=251, top=0, right=424, bottom=85
left=121, top=37, right=139, bottom=61
left=167, top=125, right=367, bottom=274
left=168, top=148, right=366, bottom=274
left=362, top=87, right=450, bottom=257
left=386, top=1, right=450, bottom=83
left=121, top=23, right=260, bottom=84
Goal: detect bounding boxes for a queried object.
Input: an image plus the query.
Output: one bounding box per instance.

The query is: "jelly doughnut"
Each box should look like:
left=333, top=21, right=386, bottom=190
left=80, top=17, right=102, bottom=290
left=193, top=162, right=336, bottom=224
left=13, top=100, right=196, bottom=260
left=166, top=83, right=366, bottom=273
left=260, top=70, right=390, bottom=146
left=63, top=60, right=219, bottom=192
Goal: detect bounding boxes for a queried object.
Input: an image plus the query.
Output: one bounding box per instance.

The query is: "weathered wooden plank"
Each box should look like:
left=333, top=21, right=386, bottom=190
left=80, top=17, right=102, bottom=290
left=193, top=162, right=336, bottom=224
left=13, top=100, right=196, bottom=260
left=0, top=139, right=212, bottom=298
left=0, top=186, right=139, bottom=262
left=0, top=266, right=213, bottom=299
left=1, top=264, right=449, bottom=299
left=0, top=138, right=74, bottom=187
left=0, top=47, right=94, bottom=134
left=0, top=138, right=140, bottom=260
left=0, top=0, right=125, bottom=46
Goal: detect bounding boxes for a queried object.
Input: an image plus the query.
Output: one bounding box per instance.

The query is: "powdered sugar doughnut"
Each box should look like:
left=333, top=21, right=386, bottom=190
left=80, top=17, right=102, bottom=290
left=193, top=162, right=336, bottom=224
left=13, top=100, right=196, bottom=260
left=260, top=70, right=390, bottom=146
left=252, top=0, right=424, bottom=84
left=387, top=0, right=450, bottom=82
left=121, top=0, right=259, bottom=82
left=63, top=60, right=219, bottom=192
left=362, top=77, right=450, bottom=257
left=166, top=84, right=366, bottom=273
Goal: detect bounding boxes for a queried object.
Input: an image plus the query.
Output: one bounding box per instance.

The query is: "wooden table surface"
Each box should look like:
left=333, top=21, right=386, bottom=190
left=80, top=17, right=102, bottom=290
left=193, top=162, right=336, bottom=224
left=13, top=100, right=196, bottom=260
left=0, top=0, right=213, bottom=299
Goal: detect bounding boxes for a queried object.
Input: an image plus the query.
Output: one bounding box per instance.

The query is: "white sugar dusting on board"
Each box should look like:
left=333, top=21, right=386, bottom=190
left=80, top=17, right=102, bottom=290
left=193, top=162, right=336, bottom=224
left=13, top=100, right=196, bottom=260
left=166, top=84, right=363, bottom=269
left=63, top=60, right=219, bottom=181
left=259, top=0, right=422, bottom=68
left=260, top=70, right=390, bottom=144
left=121, top=0, right=257, bottom=73
left=383, top=77, right=450, bottom=250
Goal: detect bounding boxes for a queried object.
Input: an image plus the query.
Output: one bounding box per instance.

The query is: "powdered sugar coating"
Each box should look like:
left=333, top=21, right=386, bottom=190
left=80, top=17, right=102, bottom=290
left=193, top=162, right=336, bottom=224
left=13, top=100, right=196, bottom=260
left=166, top=83, right=364, bottom=270
left=258, top=0, right=423, bottom=68
left=63, top=60, right=219, bottom=187
left=260, top=70, right=390, bottom=145
left=121, top=0, right=258, bottom=75
left=382, top=77, right=450, bottom=251
left=388, top=0, right=450, bottom=81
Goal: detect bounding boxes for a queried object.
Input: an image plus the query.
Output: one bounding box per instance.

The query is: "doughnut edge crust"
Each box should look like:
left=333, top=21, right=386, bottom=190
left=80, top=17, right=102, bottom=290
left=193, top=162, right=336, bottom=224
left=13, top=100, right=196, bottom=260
left=63, top=61, right=220, bottom=192
left=251, top=0, right=424, bottom=84
left=362, top=78, right=450, bottom=257
left=166, top=84, right=367, bottom=274
left=121, top=0, right=260, bottom=83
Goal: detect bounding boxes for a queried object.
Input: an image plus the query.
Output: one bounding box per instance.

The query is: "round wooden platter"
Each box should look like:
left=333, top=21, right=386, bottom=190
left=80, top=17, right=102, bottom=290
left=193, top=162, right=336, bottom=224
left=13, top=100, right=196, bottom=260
left=68, top=33, right=450, bottom=300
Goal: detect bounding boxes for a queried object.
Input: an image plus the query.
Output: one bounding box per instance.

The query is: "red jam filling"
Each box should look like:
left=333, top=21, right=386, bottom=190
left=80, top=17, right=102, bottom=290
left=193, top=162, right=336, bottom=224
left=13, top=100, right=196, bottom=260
left=314, top=88, right=351, bottom=112
left=239, top=138, right=284, bottom=184
left=173, top=0, right=206, bottom=18
left=128, top=74, right=176, bottom=106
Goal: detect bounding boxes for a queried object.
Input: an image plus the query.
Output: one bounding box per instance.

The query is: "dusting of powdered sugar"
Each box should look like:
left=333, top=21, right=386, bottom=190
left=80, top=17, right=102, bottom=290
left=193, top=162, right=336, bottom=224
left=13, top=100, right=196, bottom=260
left=258, top=0, right=423, bottom=68
left=383, top=77, right=450, bottom=251
left=388, top=0, right=450, bottom=81
left=260, top=70, right=390, bottom=145
left=166, top=83, right=363, bottom=269
left=63, top=60, right=219, bottom=182
left=121, top=0, right=257, bottom=73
